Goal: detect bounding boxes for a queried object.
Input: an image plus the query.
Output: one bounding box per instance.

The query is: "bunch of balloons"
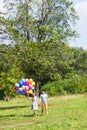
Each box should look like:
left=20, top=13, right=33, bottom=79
left=14, top=78, right=35, bottom=96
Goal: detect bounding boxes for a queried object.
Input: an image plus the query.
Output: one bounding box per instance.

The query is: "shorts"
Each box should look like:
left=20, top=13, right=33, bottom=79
left=41, top=102, right=48, bottom=109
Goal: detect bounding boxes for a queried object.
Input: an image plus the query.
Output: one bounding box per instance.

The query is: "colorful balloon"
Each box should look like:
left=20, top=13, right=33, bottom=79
left=14, top=78, right=35, bottom=96
left=25, top=85, right=29, bottom=91
left=29, top=90, right=33, bottom=94
left=29, top=84, right=32, bottom=89
left=21, top=79, right=25, bottom=84
left=25, top=78, right=28, bottom=82
left=25, top=91, right=29, bottom=95
left=22, top=85, right=25, bottom=90
left=15, top=83, right=19, bottom=88
left=28, top=79, right=32, bottom=85
left=24, top=81, right=28, bottom=86
left=32, top=87, right=34, bottom=90
left=14, top=87, right=18, bottom=91
left=30, top=78, right=33, bottom=82
left=32, top=81, right=35, bottom=86
left=19, top=81, right=23, bottom=87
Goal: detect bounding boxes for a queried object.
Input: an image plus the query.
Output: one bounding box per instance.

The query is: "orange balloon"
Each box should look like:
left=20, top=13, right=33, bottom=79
left=28, top=80, right=32, bottom=84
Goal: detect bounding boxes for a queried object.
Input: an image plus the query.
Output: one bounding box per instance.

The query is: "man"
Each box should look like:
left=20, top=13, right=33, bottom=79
left=40, top=91, right=48, bottom=115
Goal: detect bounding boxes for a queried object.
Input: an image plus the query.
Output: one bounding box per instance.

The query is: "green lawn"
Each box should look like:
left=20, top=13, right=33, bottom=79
left=0, top=95, right=87, bottom=130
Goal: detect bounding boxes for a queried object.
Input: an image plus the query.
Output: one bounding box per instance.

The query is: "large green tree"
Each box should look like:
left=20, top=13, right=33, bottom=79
left=0, top=0, right=79, bottom=97
left=3, top=0, right=78, bottom=44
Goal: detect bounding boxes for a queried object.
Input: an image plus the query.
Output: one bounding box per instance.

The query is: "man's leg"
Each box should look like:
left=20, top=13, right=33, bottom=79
left=45, top=103, right=48, bottom=115
left=41, top=103, right=44, bottom=115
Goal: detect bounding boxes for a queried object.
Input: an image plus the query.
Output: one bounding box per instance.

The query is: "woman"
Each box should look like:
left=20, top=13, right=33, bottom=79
left=31, top=93, right=39, bottom=116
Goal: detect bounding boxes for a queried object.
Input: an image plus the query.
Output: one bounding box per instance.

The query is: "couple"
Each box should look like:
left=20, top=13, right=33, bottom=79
left=31, top=91, right=48, bottom=116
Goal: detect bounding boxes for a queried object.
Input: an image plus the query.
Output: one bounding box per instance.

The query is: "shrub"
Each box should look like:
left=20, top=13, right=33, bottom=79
left=42, top=75, right=87, bottom=96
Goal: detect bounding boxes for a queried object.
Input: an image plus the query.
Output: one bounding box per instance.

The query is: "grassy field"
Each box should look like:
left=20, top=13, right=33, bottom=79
left=0, top=94, right=87, bottom=130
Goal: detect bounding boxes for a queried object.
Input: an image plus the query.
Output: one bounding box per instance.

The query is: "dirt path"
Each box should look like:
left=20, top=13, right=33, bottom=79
left=0, top=121, right=37, bottom=129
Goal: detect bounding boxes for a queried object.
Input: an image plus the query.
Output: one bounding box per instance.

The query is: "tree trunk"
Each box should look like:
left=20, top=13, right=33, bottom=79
left=35, top=82, right=40, bottom=97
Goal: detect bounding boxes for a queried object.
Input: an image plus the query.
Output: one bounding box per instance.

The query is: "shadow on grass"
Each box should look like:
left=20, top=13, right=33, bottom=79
left=23, top=113, right=43, bottom=118
left=23, top=114, right=35, bottom=117
left=0, top=114, right=42, bottom=119
left=0, top=105, right=27, bottom=110
left=0, top=114, right=15, bottom=118
left=0, top=114, right=35, bottom=119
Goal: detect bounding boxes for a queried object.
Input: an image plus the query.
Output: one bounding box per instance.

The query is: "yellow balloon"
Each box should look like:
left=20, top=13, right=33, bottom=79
left=29, top=78, right=33, bottom=82
left=22, top=85, right=25, bottom=90
left=29, top=90, right=33, bottom=94
left=32, top=81, right=35, bottom=86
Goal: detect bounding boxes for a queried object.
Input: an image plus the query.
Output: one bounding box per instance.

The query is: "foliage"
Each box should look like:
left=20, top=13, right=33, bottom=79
left=71, top=47, right=87, bottom=74
left=3, top=0, right=78, bottom=44
left=0, top=0, right=87, bottom=99
left=42, top=74, right=87, bottom=95
left=0, top=44, right=25, bottom=99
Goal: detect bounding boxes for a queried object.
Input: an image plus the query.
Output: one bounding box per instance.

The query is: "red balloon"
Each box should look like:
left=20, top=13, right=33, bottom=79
left=25, top=91, right=29, bottom=95
left=14, top=87, right=18, bottom=91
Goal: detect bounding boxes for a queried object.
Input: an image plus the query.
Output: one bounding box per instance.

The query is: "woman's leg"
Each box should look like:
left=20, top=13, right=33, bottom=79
left=34, top=110, right=37, bottom=116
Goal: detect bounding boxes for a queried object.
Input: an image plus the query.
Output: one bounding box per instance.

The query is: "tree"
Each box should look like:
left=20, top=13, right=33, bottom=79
left=2, top=0, right=78, bottom=44
left=71, top=47, right=87, bottom=74
left=0, top=44, right=25, bottom=99
left=0, top=0, right=79, bottom=97
left=2, top=0, right=78, bottom=81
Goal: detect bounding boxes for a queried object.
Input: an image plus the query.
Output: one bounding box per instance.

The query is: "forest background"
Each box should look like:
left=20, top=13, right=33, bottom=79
left=0, top=0, right=87, bottom=99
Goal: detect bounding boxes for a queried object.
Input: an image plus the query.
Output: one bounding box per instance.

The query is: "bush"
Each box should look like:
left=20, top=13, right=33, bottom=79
left=42, top=75, right=87, bottom=96
left=41, top=81, right=66, bottom=96
left=0, top=66, right=25, bottom=100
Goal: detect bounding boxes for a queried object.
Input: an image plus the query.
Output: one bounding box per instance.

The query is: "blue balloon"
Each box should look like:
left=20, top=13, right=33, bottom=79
left=18, top=88, right=25, bottom=95
left=18, top=87, right=22, bottom=92
left=19, top=81, right=23, bottom=87
left=21, top=79, right=26, bottom=84
left=22, top=91, right=25, bottom=95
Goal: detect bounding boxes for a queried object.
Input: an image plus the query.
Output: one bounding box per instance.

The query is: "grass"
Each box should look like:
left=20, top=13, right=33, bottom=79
left=0, top=94, right=87, bottom=130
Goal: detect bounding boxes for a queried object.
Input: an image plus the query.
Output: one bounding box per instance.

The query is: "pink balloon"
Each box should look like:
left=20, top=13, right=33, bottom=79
left=29, top=84, right=32, bottom=90
left=25, top=85, right=29, bottom=91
